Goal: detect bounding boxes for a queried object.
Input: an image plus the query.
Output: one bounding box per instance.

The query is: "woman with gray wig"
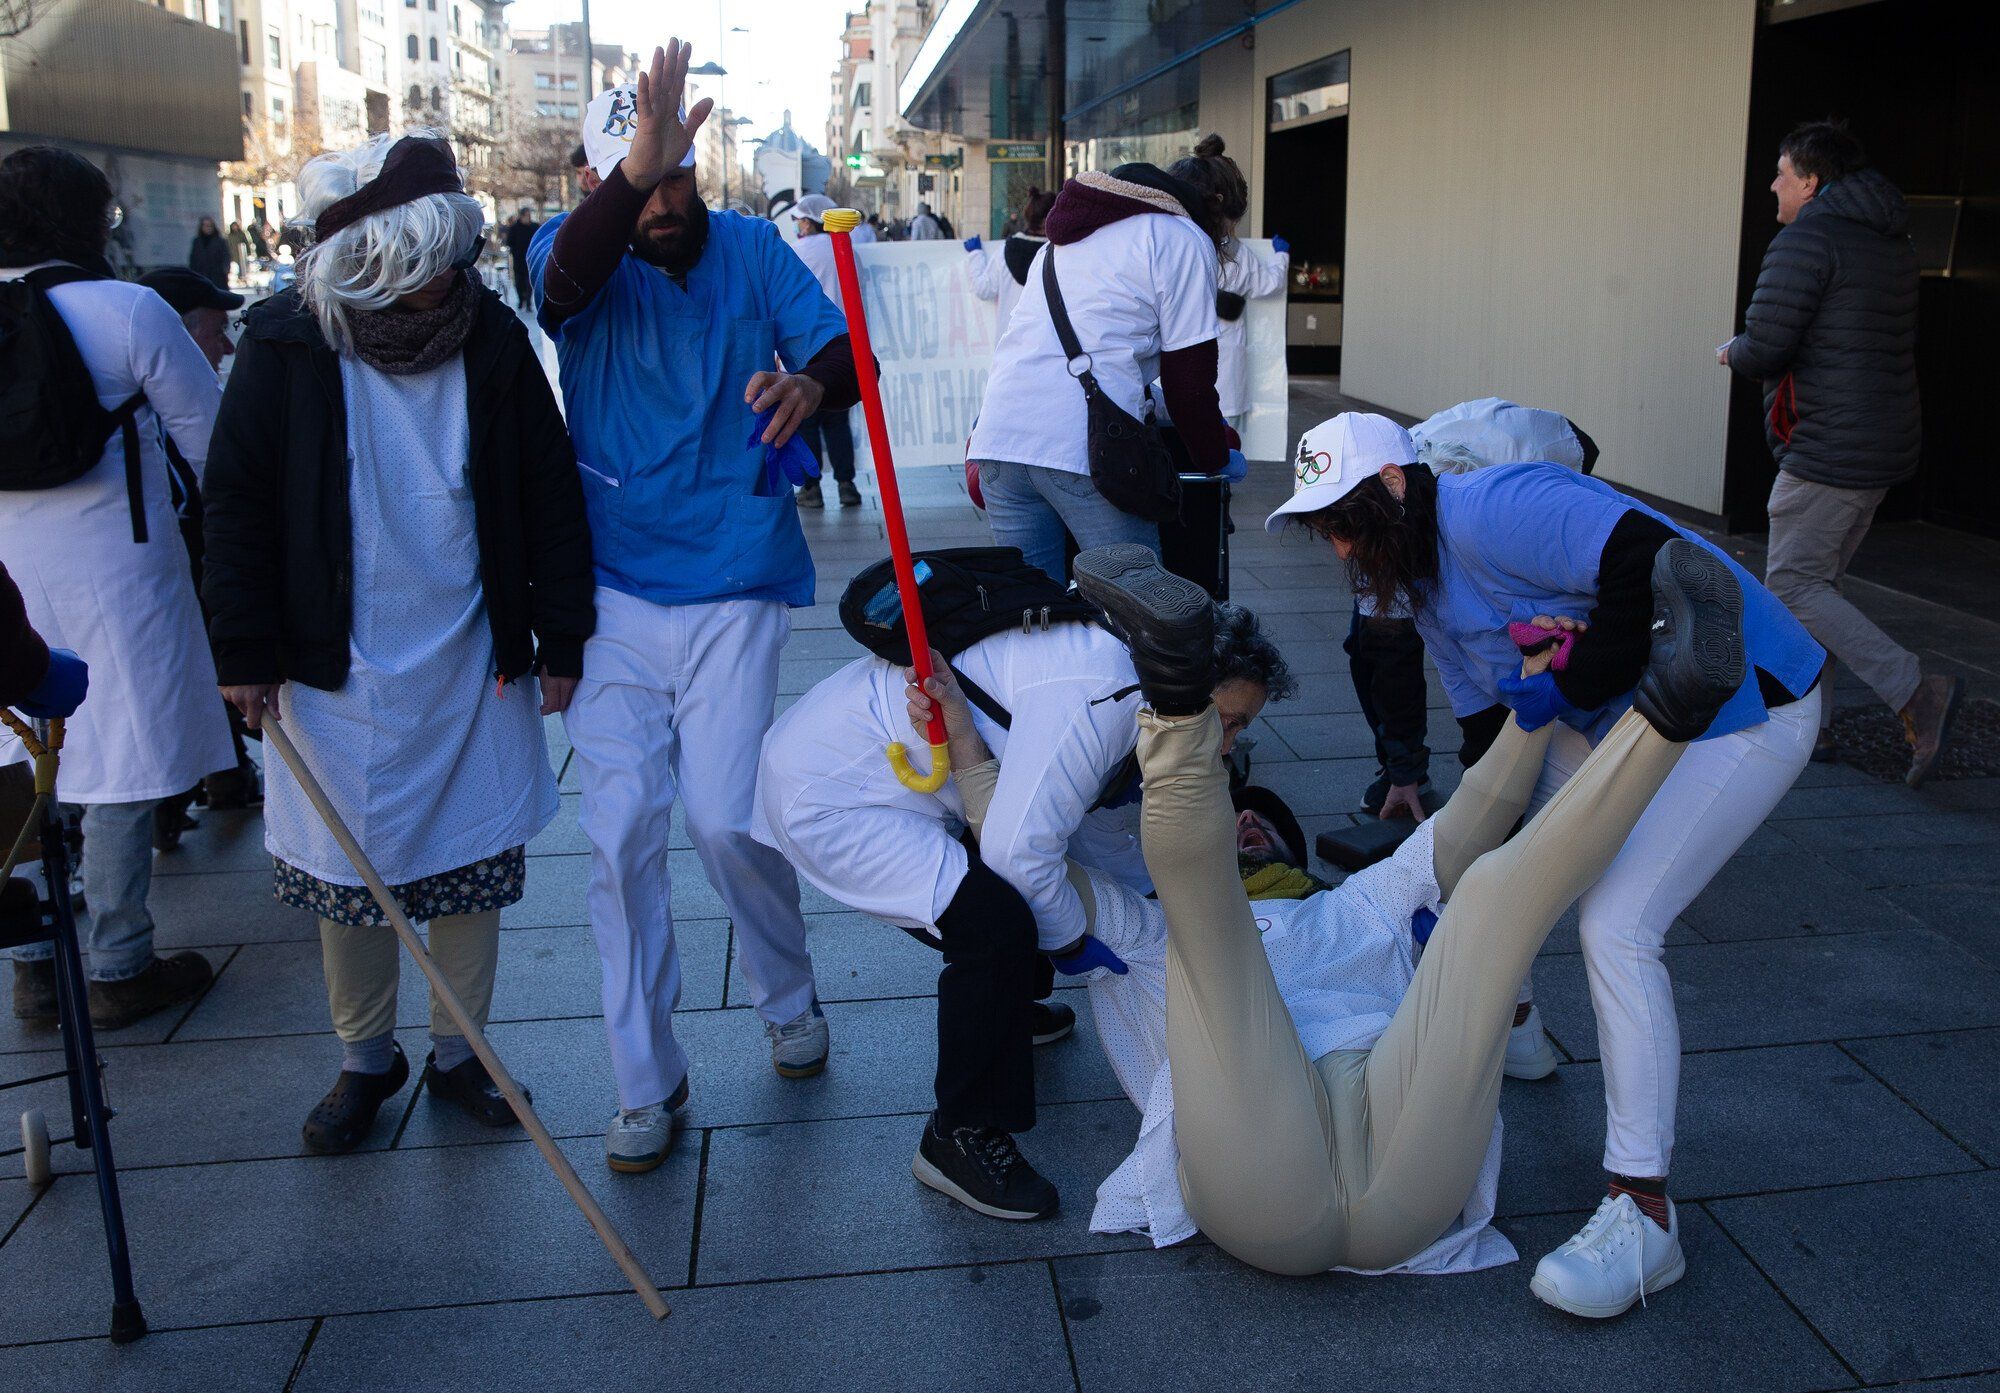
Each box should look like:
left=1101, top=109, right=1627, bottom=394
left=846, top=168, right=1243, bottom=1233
left=203, top=132, right=594, bottom=1154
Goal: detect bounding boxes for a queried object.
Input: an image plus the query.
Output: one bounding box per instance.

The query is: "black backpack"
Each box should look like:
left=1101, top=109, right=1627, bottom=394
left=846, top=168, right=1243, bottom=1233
left=0, top=267, right=152, bottom=542
left=839, top=547, right=1144, bottom=810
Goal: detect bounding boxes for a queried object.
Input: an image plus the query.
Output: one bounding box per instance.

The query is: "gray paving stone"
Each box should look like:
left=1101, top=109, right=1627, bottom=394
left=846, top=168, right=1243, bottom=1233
left=1681, top=847, right=1920, bottom=942
left=1840, top=839, right=2000, bottom=888
left=0, top=1321, right=310, bottom=1391
left=1891, top=882, right=2000, bottom=969
left=1, top=1176, right=35, bottom=1235
left=173, top=919, right=726, bottom=1042
left=148, top=807, right=273, bottom=876
left=395, top=992, right=1117, bottom=1148
left=1777, top=810, right=2000, bottom=852
left=0, top=1030, right=433, bottom=1177
left=693, top=1099, right=1150, bottom=1284
left=151, top=868, right=317, bottom=947
left=296, top=1265, right=1073, bottom=1393
left=727, top=907, right=949, bottom=1004
left=1711, top=1170, right=2000, bottom=1384
left=0, top=944, right=236, bottom=1055
left=1532, top=929, right=2000, bottom=1059
left=1768, top=779, right=1931, bottom=820
left=1844, top=1028, right=2000, bottom=1165
left=1265, top=711, right=1462, bottom=762
left=0, top=1135, right=697, bottom=1343
left=1054, top=1208, right=1849, bottom=1393
left=1493, top=1044, right=1977, bottom=1217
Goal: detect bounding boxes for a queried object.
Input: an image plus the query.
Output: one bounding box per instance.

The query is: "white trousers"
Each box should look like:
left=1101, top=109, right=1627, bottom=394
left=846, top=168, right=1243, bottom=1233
left=567, top=590, right=817, bottom=1110
left=1521, top=689, right=1819, bottom=1175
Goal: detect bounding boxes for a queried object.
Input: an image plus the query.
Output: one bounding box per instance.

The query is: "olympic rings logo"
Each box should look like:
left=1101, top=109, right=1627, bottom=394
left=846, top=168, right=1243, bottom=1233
left=1296, top=449, right=1336, bottom=484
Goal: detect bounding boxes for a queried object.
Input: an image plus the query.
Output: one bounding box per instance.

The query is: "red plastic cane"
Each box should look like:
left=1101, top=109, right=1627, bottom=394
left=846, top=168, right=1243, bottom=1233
left=822, top=208, right=949, bottom=793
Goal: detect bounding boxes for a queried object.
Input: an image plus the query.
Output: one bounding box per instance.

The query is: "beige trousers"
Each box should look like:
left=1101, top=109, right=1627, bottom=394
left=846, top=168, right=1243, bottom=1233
left=318, top=909, right=501, bottom=1043
left=1135, top=705, right=1686, bottom=1275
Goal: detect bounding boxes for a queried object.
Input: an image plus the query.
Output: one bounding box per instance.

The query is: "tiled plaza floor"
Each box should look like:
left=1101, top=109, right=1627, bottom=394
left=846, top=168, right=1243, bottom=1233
left=3, top=377, right=1997, bottom=1390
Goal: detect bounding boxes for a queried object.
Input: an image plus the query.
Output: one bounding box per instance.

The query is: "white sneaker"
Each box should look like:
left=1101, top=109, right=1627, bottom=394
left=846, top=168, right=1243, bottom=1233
left=1505, top=1006, right=1560, bottom=1080
left=604, top=1077, right=688, bottom=1174
left=766, top=1001, right=830, bottom=1079
left=1530, top=1193, right=1686, bottom=1318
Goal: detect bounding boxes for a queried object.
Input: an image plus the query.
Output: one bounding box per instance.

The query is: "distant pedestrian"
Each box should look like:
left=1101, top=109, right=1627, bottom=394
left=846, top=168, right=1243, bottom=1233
left=226, top=219, right=253, bottom=282
left=1721, top=119, right=1959, bottom=783
left=783, top=194, right=861, bottom=509
left=850, top=212, right=878, bottom=244
left=203, top=132, right=594, bottom=1154
left=250, top=221, right=272, bottom=260
left=504, top=204, right=539, bottom=309
left=907, top=201, right=944, bottom=240
left=188, top=215, right=231, bottom=288
left=0, top=146, right=229, bottom=1030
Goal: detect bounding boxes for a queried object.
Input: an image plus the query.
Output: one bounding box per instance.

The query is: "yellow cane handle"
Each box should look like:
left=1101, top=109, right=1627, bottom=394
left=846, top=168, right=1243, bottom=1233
left=821, top=208, right=863, bottom=234
left=886, top=740, right=951, bottom=794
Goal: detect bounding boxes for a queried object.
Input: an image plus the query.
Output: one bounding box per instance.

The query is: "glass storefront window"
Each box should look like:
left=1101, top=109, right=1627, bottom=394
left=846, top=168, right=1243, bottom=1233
left=1268, top=51, right=1350, bottom=131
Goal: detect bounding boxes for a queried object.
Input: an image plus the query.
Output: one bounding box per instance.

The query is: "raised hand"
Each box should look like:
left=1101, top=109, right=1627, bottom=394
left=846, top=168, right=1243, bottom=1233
left=622, top=40, right=714, bottom=192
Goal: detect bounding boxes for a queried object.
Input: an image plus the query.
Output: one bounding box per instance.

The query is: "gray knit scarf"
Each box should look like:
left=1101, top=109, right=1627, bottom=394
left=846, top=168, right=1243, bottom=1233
left=346, top=270, right=479, bottom=375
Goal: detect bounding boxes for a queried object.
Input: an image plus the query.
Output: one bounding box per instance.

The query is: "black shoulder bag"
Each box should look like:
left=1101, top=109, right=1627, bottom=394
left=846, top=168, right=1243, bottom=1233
left=1041, top=248, right=1181, bottom=523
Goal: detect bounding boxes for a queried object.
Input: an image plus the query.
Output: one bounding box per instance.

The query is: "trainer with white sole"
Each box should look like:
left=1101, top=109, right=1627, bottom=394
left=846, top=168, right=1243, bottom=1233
left=1271, top=416, right=1824, bottom=1314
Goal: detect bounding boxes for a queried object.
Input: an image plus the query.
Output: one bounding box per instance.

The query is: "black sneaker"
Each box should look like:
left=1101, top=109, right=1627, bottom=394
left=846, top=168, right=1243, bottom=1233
left=796, top=482, right=824, bottom=509
left=837, top=481, right=862, bottom=508
left=87, top=951, right=214, bottom=1031
left=912, top=1115, right=1059, bottom=1221
left=1031, top=999, right=1075, bottom=1046
left=151, top=793, right=198, bottom=852
left=204, top=760, right=263, bottom=809
left=1633, top=540, right=1745, bottom=743
left=11, top=958, right=56, bottom=1022
left=303, top=1042, right=410, bottom=1154
left=1072, top=544, right=1215, bottom=716
left=423, top=1051, right=525, bottom=1127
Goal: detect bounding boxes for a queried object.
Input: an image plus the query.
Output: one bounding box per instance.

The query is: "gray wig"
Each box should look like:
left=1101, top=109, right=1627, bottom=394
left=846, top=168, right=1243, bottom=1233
left=1212, top=603, right=1296, bottom=702
left=293, top=130, right=485, bottom=356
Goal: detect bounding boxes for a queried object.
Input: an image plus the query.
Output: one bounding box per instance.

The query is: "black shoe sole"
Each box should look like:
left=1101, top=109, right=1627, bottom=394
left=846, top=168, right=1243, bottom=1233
left=1072, top=545, right=1214, bottom=713
left=1031, top=1013, right=1075, bottom=1047
left=911, top=1150, right=1059, bottom=1221
left=1634, top=541, right=1744, bottom=742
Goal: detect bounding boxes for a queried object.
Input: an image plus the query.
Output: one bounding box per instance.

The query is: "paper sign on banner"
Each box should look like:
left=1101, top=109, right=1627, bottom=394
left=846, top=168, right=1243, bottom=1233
left=841, top=238, right=1289, bottom=468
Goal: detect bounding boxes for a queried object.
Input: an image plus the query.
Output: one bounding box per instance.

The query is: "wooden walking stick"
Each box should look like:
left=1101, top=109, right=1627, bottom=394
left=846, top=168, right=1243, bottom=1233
left=820, top=207, right=949, bottom=793
left=260, top=719, right=670, bottom=1321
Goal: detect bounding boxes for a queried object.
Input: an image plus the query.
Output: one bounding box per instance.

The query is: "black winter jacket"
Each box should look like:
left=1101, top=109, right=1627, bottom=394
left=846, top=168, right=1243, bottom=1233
left=202, top=284, right=593, bottom=690
left=1726, top=168, right=1920, bottom=491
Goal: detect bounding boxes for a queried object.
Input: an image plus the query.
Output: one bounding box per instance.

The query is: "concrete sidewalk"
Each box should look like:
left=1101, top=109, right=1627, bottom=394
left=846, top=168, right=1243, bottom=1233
left=2, top=379, right=1996, bottom=1391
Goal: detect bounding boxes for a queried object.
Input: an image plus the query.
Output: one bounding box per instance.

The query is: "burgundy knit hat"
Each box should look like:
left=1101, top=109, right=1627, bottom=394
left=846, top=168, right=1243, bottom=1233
left=313, top=136, right=463, bottom=241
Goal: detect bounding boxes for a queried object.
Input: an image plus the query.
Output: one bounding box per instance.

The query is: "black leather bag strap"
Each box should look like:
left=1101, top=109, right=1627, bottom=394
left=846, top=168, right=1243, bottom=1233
left=1041, top=248, right=1103, bottom=398
left=111, top=393, right=149, bottom=543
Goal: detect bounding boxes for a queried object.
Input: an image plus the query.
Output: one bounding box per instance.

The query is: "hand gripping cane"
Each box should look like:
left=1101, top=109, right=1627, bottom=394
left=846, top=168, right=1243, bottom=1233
left=822, top=208, right=949, bottom=793
left=260, top=719, right=671, bottom=1321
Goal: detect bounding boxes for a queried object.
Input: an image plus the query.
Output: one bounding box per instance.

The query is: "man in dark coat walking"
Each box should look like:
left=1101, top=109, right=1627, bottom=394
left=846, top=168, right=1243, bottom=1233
left=1721, top=119, right=1960, bottom=786
left=503, top=205, right=539, bottom=309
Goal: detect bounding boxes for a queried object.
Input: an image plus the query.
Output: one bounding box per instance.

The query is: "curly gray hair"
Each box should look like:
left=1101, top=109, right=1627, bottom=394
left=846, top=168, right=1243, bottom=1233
left=1212, top=602, right=1296, bottom=701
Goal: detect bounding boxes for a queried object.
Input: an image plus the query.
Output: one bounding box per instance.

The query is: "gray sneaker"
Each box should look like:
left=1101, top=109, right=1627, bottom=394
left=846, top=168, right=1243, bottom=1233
left=604, top=1077, right=688, bottom=1174
left=766, top=1001, right=830, bottom=1079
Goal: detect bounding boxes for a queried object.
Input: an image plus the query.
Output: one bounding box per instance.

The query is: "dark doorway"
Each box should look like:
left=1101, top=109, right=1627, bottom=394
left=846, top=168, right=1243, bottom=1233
left=1724, top=0, right=1999, bottom=537
left=1264, top=113, right=1347, bottom=376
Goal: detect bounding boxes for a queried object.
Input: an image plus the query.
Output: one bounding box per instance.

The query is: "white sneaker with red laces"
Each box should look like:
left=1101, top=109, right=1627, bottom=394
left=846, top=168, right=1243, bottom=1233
left=1530, top=1193, right=1685, bottom=1318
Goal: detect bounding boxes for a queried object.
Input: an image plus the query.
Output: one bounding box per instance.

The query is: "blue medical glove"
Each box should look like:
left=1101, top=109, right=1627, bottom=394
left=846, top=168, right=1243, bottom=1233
left=16, top=648, right=88, bottom=720
left=963, top=235, right=983, bottom=252
left=1220, top=449, right=1249, bottom=484
left=1496, top=670, right=1580, bottom=732
left=748, top=408, right=820, bottom=495
left=1410, top=906, right=1438, bottom=948
left=1050, top=934, right=1128, bottom=977
left=1271, top=236, right=1291, bottom=255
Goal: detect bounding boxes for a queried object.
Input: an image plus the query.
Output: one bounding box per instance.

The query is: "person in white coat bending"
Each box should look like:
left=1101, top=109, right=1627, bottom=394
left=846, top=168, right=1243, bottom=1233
left=1, top=146, right=231, bottom=1031
left=754, top=575, right=1291, bottom=1222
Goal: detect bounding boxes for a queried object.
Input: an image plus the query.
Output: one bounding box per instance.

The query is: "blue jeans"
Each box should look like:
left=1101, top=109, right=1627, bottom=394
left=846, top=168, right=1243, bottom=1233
left=974, top=459, right=1160, bottom=583
left=12, top=800, right=157, bottom=981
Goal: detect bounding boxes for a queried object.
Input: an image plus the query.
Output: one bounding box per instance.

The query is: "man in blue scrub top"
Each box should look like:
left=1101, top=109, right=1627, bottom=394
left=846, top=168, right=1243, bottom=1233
left=528, top=42, right=860, bottom=1175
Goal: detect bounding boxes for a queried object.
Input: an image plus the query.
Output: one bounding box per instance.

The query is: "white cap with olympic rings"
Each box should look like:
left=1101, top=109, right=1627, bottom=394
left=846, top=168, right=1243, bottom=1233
left=1263, top=411, right=1419, bottom=534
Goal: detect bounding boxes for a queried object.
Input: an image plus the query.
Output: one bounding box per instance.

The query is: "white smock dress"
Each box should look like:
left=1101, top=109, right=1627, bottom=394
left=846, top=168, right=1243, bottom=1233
left=260, top=354, right=557, bottom=914
left=0, top=268, right=232, bottom=804
left=754, top=622, right=1150, bottom=950
left=1079, top=817, right=1515, bottom=1276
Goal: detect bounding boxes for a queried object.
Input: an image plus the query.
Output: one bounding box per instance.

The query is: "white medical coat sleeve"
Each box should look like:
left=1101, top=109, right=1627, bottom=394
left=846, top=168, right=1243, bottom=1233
left=977, top=685, right=1141, bottom=951
left=130, top=288, right=222, bottom=476
left=1218, top=244, right=1287, bottom=300
left=966, top=247, right=1007, bottom=302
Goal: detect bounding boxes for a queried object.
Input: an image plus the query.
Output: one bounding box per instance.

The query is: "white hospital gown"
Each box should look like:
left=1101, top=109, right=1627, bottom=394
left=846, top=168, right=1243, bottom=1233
left=1081, top=817, right=1516, bottom=1275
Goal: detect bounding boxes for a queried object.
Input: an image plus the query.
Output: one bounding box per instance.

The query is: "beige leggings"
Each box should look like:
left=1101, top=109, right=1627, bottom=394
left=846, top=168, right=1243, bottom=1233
left=319, top=910, right=501, bottom=1043
left=1135, top=705, right=1686, bottom=1275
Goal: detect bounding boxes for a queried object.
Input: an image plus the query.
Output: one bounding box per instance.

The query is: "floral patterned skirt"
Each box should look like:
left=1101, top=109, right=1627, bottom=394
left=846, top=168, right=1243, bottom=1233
left=275, top=845, right=527, bottom=927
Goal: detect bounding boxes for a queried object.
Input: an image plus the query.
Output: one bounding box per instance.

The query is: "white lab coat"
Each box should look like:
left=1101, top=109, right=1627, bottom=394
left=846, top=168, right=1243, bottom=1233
left=1215, top=241, right=1288, bottom=419
left=966, top=235, right=1046, bottom=340
left=789, top=231, right=843, bottom=310
left=0, top=267, right=232, bottom=803
left=753, top=623, right=1146, bottom=949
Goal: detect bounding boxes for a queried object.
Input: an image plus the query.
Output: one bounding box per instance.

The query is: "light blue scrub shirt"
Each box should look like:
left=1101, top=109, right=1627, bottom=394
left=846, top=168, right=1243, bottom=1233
left=1417, top=463, right=1824, bottom=742
left=527, top=210, right=847, bottom=608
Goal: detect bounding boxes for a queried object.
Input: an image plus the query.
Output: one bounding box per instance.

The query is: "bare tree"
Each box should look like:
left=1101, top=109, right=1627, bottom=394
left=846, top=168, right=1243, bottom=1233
left=493, top=120, right=579, bottom=210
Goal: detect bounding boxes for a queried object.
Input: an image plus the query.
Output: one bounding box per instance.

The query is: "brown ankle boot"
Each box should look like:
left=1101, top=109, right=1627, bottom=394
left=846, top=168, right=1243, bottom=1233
left=1899, top=674, right=1964, bottom=788
left=11, top=959, right=56, bottom=1022
left=87, top=952, right=214, bottom=1031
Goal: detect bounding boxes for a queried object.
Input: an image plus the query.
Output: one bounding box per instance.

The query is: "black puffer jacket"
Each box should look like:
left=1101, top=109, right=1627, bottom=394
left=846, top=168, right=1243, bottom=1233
left=1727, top=168, right=1920, bottom=490
left=203, top=283, right=593, bottom=690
